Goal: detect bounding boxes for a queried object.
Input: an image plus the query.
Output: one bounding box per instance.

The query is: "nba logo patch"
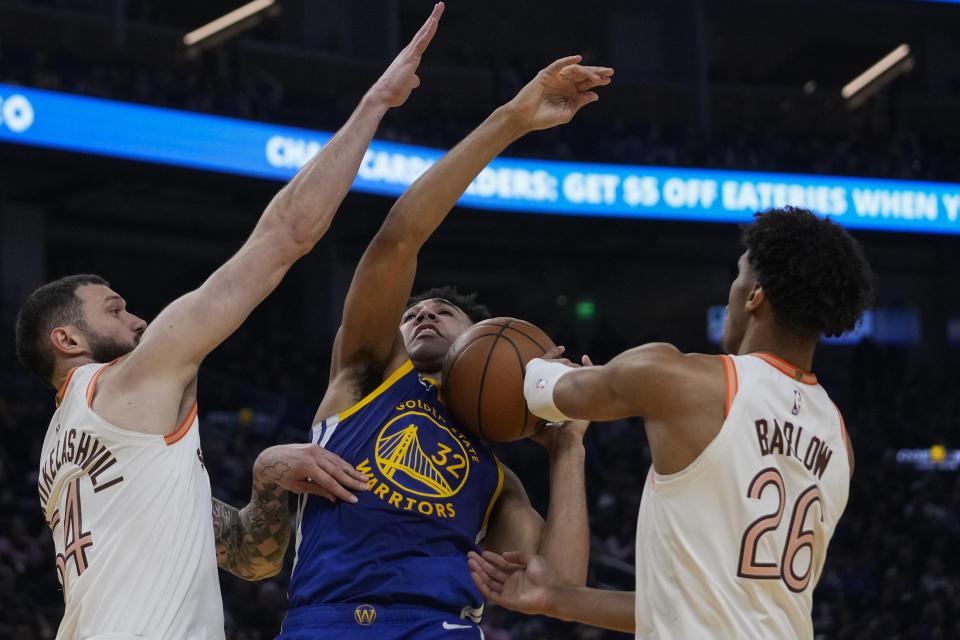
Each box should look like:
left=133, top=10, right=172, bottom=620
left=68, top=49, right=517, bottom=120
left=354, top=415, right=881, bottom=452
left=536, top=377, right=548, bottom=390
left=791, top=389, right=802, bottom=416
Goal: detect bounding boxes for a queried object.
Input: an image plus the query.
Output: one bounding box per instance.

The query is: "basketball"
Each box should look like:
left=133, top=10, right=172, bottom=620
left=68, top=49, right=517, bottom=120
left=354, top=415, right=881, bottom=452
left=441, top=317, right=557, bottom=442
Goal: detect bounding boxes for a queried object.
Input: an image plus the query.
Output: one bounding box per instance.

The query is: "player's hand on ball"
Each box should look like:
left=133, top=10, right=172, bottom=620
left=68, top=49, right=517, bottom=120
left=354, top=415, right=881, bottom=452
left=541, top=345, right=594, bottom=369
left=253, top=444, right=370, bottom=503
left=528, top=348, right=592, bottom=447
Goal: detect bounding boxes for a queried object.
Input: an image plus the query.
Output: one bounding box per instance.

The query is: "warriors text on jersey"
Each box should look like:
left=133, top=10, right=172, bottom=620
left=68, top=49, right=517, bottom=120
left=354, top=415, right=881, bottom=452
left=39, top=362, right=224, bottom=640
left=634, top=353, right=851, bottom=640
left=285, top=360, right=503, bottom=628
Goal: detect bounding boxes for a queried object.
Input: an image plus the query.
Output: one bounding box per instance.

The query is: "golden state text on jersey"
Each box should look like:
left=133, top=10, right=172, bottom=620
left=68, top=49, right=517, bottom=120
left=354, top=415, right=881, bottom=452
left=286, top=360, right=503, bottom=622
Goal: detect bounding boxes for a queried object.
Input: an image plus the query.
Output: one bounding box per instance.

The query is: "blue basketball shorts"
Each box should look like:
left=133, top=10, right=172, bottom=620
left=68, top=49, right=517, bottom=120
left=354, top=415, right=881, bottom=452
left=277, top=604, right=486, bottom=640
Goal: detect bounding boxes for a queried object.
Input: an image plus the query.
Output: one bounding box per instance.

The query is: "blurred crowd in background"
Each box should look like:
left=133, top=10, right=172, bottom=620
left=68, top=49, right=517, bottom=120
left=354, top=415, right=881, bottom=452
left=2, top=1, right=960, bottom=638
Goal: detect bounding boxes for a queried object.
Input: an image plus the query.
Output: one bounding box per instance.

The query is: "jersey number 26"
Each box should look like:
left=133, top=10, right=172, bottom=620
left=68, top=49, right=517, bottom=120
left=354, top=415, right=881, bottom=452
left=737, top=467, right=822, bottom=592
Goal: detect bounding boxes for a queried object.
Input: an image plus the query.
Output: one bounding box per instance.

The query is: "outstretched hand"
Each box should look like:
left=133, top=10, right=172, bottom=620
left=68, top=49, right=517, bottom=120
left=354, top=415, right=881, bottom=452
left=468, top=550, right=568, bottom=617
left=253, top=443, right=370, bottom=503
left=506, top=56, right=614, bottom=132
left=368, top=2, right=445, bottom=108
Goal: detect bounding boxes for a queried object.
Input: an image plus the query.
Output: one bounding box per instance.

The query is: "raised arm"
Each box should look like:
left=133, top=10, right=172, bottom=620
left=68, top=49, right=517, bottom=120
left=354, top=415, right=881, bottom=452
left=99, top=5, right=445, bottom=429
left=480, top=421, right=591, bottom=585
left=319, top=57, right=613, bottom=417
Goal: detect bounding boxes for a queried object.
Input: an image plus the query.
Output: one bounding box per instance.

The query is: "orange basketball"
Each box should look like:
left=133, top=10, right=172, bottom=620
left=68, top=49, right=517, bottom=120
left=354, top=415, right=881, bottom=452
left=441, top=317, right=556, bottom=442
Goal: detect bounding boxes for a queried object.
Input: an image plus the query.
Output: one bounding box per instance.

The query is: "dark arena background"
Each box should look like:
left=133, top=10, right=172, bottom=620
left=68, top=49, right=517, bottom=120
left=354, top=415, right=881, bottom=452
left=2, top=1, right=960, bottom=638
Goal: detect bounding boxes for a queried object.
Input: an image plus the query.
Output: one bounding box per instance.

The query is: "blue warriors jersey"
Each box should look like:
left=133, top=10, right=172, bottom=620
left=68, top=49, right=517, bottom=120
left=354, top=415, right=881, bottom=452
left=286, top=360, right=504, bottom=624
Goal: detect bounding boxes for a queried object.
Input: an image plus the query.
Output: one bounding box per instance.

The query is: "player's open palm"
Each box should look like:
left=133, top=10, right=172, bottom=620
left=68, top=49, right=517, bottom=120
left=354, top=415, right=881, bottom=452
left=253, top=443, right=370, bottom=503
left=508, top=56, right=613, bottom=131
left=468, top=550, right=565, bottom=616
left=369, top=2, right=444, bottom=108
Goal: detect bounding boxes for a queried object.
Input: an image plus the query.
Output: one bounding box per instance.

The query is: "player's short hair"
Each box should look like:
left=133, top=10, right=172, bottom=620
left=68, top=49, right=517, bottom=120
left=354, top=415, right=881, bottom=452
left=742, top=207, right=873, bottom=338
left=406, top=286, right=492, bottom=324
left=15, top=274, right=110, bottom=383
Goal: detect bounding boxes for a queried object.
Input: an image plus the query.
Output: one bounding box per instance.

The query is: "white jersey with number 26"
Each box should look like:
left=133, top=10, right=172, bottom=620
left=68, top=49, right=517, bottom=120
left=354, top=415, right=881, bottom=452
left=634, top=352, right=850, bottom=640
left=38, top=362, right=224, bottom=640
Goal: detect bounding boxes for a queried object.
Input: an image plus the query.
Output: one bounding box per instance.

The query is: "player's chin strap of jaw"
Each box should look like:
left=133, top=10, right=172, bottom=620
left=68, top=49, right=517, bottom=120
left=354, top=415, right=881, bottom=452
left=523, top=358, right=574, bottom=423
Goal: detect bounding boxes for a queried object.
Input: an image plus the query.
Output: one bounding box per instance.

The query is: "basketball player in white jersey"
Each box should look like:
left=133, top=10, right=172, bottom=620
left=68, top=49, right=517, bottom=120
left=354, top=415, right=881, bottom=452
left=14, top=5, right=445, bottom=638
left=468, top=207, right=874, bottom=639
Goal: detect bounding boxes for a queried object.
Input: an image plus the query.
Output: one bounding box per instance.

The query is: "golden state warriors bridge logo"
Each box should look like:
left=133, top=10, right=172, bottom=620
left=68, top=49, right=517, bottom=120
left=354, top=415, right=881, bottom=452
left=354, top=399, right=482, bottom=519
left=375, top=410, right=469, bottom=497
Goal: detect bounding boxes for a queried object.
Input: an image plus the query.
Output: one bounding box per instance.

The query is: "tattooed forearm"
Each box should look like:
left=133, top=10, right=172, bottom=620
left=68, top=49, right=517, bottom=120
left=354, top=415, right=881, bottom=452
left=212, top=460, right=292, bottom=581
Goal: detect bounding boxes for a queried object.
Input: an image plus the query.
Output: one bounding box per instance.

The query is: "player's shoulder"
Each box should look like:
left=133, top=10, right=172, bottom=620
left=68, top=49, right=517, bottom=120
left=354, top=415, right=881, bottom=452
left=316, top=353, right=415, bottom=422
left=631, top=343, right=724, bottom=376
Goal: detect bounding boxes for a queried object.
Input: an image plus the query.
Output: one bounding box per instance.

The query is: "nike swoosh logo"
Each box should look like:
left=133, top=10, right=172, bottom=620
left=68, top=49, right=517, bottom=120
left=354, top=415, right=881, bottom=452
left=442, top=621, right=473, bottom=630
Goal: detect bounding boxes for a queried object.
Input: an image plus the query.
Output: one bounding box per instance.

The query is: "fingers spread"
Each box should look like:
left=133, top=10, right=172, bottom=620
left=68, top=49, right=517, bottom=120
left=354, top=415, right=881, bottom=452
left=482, top=549, right=527, bottom=572
left=467, top=553, right=507, bottom=598
left=470, top=567, right=503, bottom=602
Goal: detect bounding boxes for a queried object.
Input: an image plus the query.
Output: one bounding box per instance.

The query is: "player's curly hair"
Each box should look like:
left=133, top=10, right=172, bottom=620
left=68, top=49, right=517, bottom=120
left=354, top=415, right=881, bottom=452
left=406, top=285, right=492, bottom=324
left=742, top=207, right=873, bottom=338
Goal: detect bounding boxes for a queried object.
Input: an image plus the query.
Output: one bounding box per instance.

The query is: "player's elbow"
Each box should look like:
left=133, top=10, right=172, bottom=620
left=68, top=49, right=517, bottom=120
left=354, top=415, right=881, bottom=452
left=235, top=558, right=285, bottom=582
left=255, top=561, right=284, bottom=581
left=263, top=187, right=333, bottom=256
left=252, top=216, right=316, bottom=264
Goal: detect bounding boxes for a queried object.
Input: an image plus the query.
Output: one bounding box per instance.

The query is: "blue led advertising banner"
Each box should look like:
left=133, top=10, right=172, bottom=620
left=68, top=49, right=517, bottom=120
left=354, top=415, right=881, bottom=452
left=3, top=83, right=960, bottom=234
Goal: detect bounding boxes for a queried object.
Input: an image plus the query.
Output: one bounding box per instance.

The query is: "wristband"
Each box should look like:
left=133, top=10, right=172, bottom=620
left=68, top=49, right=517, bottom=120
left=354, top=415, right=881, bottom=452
left=523, top=358, right=574, bottom=423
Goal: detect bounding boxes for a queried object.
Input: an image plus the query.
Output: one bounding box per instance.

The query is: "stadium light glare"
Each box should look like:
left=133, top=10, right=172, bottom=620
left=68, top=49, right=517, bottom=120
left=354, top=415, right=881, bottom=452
left=841, top=44, right=914, bottom=109
left=183, top=0, right=278, bottom=53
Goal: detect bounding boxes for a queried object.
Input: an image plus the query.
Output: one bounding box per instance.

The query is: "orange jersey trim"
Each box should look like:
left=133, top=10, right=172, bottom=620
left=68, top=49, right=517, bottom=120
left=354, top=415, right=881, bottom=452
left=165, top=401, right=198, bottom=446
left=55, top=367, right=79, bottom=408
left=719, top=354, right=740, bottom=418
left=86, top=362, right=117, bottom=406
left=750, top=352, right=818, bottom=385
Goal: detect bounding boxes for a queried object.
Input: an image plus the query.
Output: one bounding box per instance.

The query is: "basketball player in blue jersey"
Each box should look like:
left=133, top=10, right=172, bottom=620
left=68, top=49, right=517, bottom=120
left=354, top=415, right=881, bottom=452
left=271, top=56, right=613, bottom=639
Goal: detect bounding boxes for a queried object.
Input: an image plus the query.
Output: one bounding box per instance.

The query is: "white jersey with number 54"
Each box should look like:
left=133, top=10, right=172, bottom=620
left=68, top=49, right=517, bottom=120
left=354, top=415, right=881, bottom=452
left=634, top=352, right=850, bottom=640
left=38, top=362, right=224, bottom=640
